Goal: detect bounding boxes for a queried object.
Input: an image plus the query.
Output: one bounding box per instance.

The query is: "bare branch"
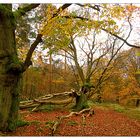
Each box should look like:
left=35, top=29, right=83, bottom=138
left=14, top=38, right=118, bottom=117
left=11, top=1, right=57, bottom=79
left=70, top=36, right=85, bottom=84
left=86, top=46, right=110, bottom=80
left=52, top=4, right=72, bottom=18
left=14, top=4, right=40, bottom=18
left=78, top=39, right=90, bottom=58
left=76, top=4, right=100, bottom=12
left=23, top=4, right=72, bottom=71
left=23, top=34, right=42, bottom=71
left=95, top=18, right=133, bottom=88
left=63, top=15, right=140, bottom=48
left=102, top=29, right=140, bottom=48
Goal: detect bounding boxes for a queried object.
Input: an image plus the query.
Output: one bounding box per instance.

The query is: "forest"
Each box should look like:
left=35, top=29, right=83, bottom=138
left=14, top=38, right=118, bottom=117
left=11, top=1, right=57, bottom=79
left=0, top=3, right=140, bottom=136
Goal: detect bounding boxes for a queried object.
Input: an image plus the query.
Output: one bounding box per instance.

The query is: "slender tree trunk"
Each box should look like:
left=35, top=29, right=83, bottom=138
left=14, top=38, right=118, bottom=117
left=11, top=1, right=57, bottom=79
left=0, top=5, right=22, bottom=131
left=135, top=48, right=140, bottom=86
left=49, top=52, right=52, bottom=94
left=64, top=51, right=67, bottom=91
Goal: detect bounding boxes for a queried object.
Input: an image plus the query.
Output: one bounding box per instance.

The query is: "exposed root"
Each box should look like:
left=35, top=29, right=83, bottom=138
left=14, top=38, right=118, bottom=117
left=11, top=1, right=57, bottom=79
left=50, top=107, right=94, bottom=136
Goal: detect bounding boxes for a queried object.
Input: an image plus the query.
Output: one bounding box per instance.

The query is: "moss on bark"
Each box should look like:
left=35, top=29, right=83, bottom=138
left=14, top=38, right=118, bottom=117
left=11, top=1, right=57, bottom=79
left=73, top=93, right=89, bottom=111
left=0, top=4, right=22, bottom=131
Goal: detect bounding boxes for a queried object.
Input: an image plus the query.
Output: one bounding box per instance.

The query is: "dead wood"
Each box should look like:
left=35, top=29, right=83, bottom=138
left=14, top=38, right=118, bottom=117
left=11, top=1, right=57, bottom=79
left=50, top=107, right=94, bottom=136
left=20, top=91, right=77, bottom=110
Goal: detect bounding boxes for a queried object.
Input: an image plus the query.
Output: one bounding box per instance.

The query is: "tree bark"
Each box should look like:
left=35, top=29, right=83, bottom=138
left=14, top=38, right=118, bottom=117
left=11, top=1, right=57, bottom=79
left=135, top=48, right=140, bottom=86
left=73, top=85, right=90, bottom=111
left=0, top=5, right=22, bottom=131
left=0, top=3, right=72, bottom=132
left=74, top=93, right=88, bottom=111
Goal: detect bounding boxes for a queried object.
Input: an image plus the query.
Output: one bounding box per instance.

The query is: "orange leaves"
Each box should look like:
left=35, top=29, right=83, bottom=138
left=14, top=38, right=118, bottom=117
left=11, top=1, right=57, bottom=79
left=45, top=4, right=57, bottom=20
left=119, top=81, right=140, bottom=102
left=126, top=5, right=138, bottom=13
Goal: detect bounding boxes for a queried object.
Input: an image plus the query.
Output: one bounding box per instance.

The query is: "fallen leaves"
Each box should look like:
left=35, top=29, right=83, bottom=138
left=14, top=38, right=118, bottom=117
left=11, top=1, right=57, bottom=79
left=6, top=108, right=140, bottom=136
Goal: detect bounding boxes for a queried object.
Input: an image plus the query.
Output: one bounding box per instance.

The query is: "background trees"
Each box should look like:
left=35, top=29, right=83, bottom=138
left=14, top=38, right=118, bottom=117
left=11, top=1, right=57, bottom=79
left=17, top=4, right=140, bottom=108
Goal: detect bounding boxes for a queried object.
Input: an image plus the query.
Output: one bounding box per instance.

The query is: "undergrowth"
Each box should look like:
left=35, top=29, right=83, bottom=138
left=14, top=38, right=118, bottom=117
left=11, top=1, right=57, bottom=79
left=88, top=100, right=140, bottom=120
left=67, top=120, right=78, bottom=126
left=16, top=120, right=30, bottom=127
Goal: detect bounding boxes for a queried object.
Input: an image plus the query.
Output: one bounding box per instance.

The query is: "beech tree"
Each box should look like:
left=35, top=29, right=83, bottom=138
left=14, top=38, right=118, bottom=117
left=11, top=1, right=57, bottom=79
left=64, top=27, right=132, bottom=110
left=0, top=3, right=71, bottom=131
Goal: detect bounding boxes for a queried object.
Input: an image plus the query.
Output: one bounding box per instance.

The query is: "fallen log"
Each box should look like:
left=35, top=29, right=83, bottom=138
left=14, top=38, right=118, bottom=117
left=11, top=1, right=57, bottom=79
left=20, top=91, right=76, bottom=104
left=32, top=97, right=75, bottom=112
left=20, top=97, right=75, bottom=109
left=38, top=90, right=77, bottom=99
left=33, top=97, right=74, bottom=104
left=20, top=100, right=34, bottom=104
left=19, top=90, right=78, bottom=111
left=38, top=91, right=75, bottom=99
left=20, top=103, right=40, bottom=109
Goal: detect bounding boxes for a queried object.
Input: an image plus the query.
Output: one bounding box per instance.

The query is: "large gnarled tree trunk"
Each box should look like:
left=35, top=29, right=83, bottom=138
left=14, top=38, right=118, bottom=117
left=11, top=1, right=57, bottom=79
left=0, top=5, right=22, bottom=131
left=73, top=84, right=92, bottom=111
left=0, top=4, right=71, bottom=131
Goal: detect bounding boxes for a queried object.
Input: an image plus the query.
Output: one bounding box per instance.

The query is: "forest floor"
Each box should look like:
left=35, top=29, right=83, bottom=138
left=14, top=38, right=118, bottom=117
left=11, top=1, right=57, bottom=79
left=1, top=103, right=140, bottom=136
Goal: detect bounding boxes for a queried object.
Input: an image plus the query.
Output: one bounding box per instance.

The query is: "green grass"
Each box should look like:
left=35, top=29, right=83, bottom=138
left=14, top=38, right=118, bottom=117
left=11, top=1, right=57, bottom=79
left=123, top=108, right=140, bottom=120
left=28, top=104, right=55, bottom=112
left=67, top=120, right=78, bottom=126
left=16, top=120, right=30, bottom=127
left=45, top=120, right=56, bottom=128
left=16, top=120, right=42, bottom=128
left=88, top=100, right=140, bottom=120
left=99, top=102, right=126, bottom=112
left=45, top=120, right=55, bottom=125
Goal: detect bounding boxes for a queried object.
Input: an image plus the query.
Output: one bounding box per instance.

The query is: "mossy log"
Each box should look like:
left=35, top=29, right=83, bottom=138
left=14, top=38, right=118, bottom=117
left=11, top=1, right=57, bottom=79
left=19, top=91, right=77, bottom=111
